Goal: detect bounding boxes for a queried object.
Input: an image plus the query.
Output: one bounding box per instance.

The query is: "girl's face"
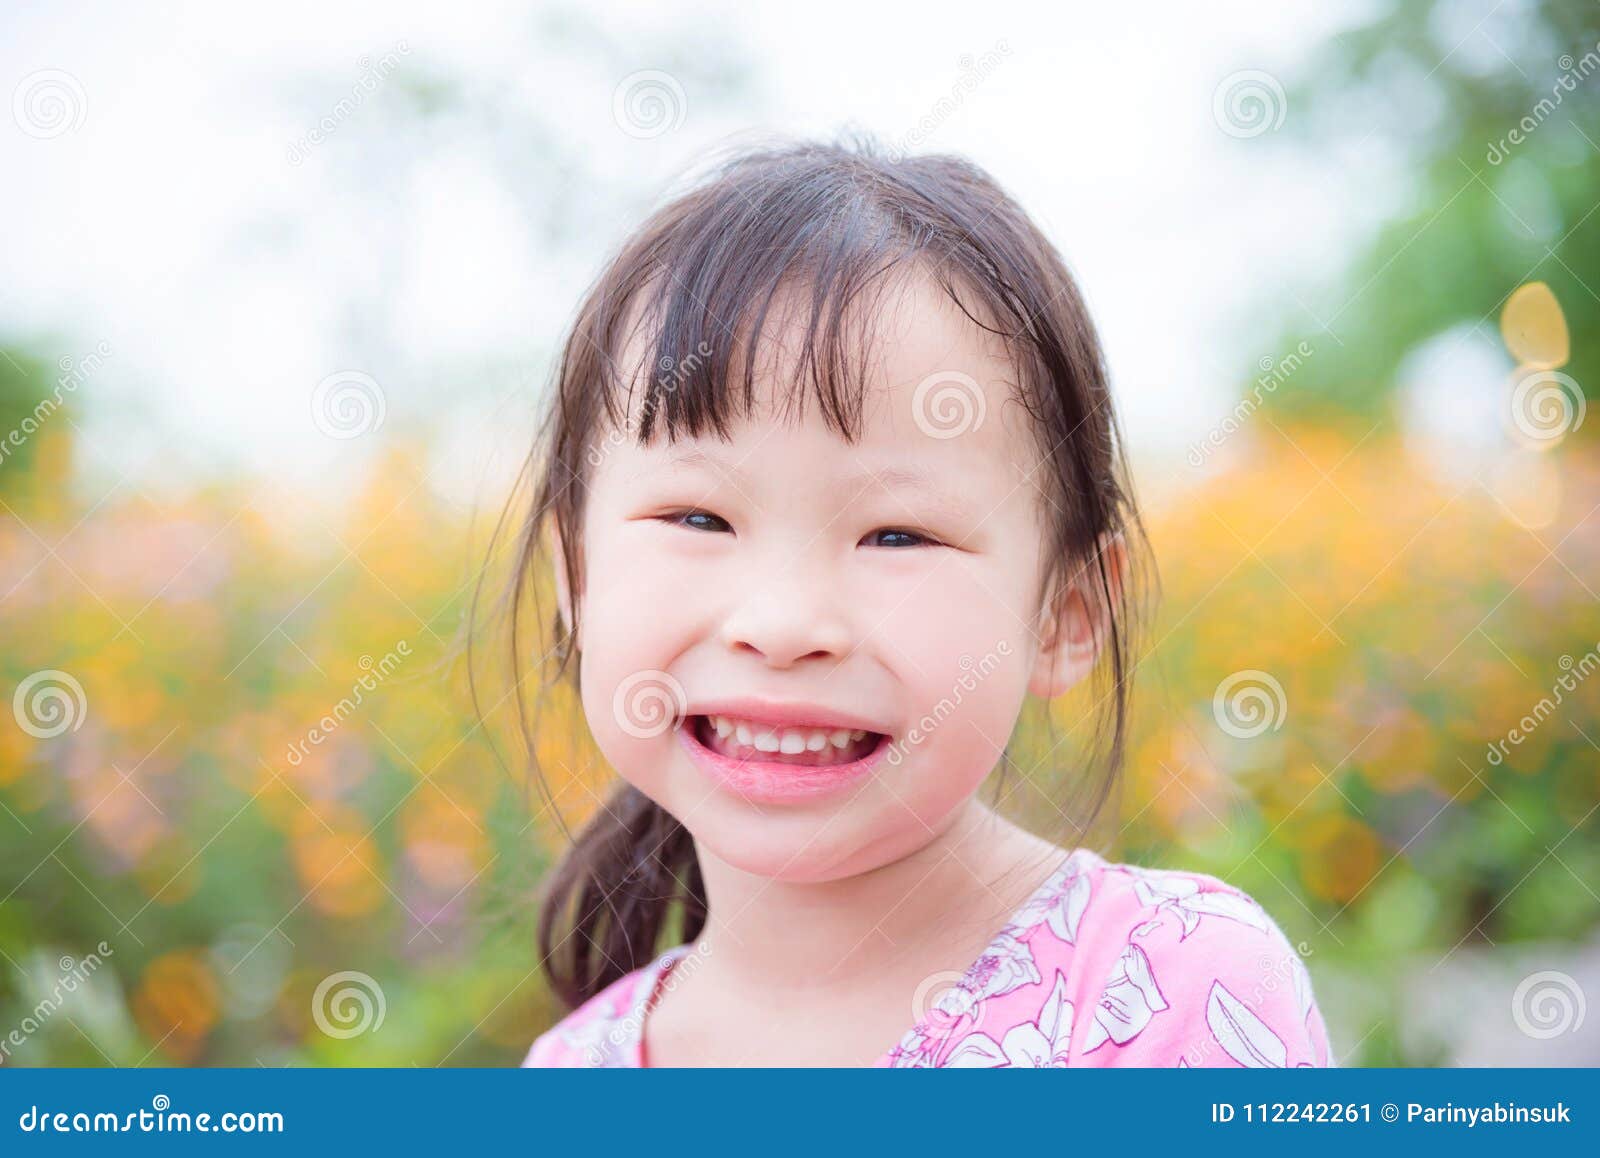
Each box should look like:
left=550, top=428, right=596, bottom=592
left=566, top=277, right=1099, bottom=883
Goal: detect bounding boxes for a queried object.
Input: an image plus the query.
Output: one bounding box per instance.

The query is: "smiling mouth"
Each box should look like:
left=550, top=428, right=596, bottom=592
left=687, top=714, right=888, bottom=767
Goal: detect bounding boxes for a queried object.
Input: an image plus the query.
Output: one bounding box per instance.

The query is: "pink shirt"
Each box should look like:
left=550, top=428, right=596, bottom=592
left=521, top=848, right=1335, bottom=1068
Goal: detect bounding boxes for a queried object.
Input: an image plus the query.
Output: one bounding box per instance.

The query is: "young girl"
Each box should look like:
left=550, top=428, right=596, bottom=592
left=509, top=139, right=1334, bottom=1068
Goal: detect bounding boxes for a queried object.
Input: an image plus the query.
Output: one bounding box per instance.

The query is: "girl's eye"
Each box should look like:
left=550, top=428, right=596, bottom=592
left=662, top=510, right=732, bottom=533
left=862, top=528, right=934, bottom=549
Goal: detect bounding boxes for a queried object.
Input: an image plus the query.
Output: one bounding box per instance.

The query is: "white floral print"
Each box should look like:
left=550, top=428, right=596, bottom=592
left=1123, top=866, right=1272, bottom=941
left=943, top=971, right=1074, bottom=1068
left=523, top=849, right=1335, bottom=1069
left=1206, top=980, right=1288, bottom=1067
left=1081, top=941, right=1170, bottom=1053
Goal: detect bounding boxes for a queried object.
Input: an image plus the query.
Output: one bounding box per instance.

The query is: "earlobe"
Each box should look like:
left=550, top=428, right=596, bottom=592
left=1027, top=535, right=1128, bottom=700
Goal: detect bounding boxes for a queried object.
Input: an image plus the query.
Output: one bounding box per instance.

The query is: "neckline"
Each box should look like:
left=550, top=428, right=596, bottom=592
left=632, top=943, right=695, bottom=1067
left=627, top=847, right=1097, bottom=1068
left=872, top=846, right=1096, bottom=1066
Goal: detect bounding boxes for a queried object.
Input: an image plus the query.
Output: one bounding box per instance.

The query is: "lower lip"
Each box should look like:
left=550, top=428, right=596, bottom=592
left=676, top=718, right=891, bottom=805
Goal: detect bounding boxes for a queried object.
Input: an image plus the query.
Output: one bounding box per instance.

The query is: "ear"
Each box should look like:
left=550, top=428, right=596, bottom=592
left=545, top=518, right=577, bottom=647
left=1027, top=533, right=1128, bottom=700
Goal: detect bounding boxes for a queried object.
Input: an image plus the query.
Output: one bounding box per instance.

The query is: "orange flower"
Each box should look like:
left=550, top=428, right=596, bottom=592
left=131, top=950, right=220, bottom=1062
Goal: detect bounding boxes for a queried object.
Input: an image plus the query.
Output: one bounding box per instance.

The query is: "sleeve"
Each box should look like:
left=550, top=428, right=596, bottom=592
left=521, top=1031, right=562, bottom=1068
left=1068, top=865, right=1335, bottom=1068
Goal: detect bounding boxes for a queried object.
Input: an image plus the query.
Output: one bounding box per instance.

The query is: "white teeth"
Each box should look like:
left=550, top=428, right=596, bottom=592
left=704, top=715, right=879, bottom=756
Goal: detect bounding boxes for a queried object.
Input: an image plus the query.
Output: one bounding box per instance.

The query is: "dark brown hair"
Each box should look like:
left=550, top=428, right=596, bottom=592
left=477, top=135, right=1149, bottom=1010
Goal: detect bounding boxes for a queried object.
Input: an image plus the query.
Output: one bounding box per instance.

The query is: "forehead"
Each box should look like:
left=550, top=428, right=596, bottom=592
left=601, top=274, right=1043, bottom=489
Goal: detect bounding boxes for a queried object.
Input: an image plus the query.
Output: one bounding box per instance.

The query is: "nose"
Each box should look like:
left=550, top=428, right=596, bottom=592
left=718, top=554, right=854, bottom=668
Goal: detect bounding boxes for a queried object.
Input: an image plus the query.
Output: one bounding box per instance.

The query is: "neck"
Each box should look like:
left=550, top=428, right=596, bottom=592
left=687, top=799, right=1068, bottom=995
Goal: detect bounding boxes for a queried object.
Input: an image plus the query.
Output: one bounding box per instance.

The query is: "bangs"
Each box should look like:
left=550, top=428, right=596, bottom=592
left=591, top=145, right=1015, bottom=450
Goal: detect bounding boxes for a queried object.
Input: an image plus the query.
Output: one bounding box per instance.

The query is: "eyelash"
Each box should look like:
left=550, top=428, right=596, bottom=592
left=658, top=511, right=937, bottom=549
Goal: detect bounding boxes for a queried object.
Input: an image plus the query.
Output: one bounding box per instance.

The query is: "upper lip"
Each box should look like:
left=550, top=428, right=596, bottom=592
left=686, top=697, right=893, bottom=736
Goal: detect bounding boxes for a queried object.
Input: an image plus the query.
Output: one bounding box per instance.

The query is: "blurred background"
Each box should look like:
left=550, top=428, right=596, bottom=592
left=2, top=0, right=1597, bottom=1066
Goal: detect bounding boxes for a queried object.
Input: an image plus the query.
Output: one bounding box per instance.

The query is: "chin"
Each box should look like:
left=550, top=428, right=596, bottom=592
left=677, top=795, right=878, bottom=883
left=676, top=785, right=966, bottom=885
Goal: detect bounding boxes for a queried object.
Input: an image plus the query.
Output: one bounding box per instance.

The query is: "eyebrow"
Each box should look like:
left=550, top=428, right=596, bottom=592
left=647, top=447, right=973, bottom=516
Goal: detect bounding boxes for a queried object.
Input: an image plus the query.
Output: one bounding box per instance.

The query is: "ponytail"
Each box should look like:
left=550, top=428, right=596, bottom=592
left=536, top=782, right=706, bottom=1009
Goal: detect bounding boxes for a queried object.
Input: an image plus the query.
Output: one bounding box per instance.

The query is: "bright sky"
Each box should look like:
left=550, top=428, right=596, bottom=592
left=1, top=0, right=1379, bottom=512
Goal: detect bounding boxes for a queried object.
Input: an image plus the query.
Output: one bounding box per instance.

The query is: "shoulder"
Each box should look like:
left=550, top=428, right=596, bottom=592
left=1061, top=857, right=1335, bottom=1067
left=521, top=962, right=657, bottom=1068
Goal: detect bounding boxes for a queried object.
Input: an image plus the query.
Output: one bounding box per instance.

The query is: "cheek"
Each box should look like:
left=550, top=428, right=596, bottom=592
left=573, top=531, right=699, bottom=791
left=868, top=555, right=1036, bottom=702
left=576, top=644, right=678, bottom=803
left=867, top=557, right=1036, bottom=799
left=580, top=520, right=714, bottom=674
